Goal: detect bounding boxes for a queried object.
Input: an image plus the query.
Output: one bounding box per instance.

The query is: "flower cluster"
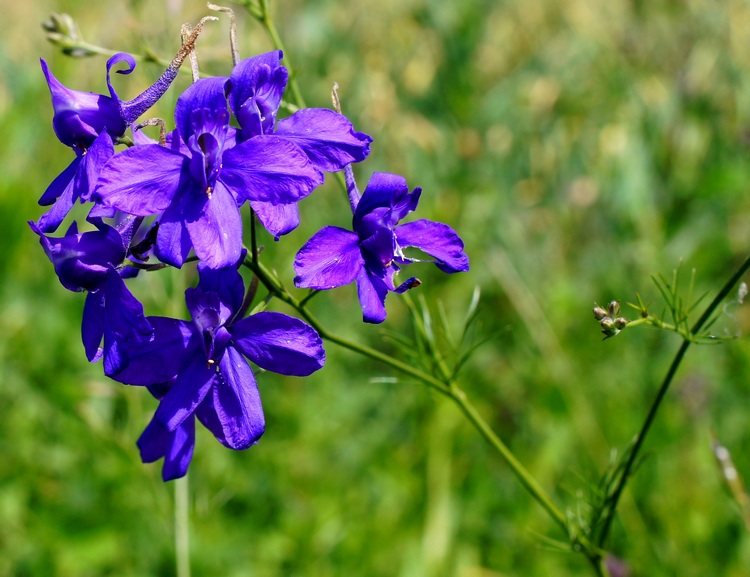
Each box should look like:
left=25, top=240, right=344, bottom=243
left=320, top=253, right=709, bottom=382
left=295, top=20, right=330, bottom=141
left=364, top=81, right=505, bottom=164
left=34, top=32, right=468, bottom=480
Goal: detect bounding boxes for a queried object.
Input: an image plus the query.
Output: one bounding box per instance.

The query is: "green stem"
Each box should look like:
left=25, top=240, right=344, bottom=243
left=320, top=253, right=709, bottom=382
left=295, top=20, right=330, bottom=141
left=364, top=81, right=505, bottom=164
left=597, top=254, right=750, bottom=546
left=174, top=475, right=191, bottom=577
left=449, top=387, right=568, bottom=534
left=243, top=258, right=587, bottom=554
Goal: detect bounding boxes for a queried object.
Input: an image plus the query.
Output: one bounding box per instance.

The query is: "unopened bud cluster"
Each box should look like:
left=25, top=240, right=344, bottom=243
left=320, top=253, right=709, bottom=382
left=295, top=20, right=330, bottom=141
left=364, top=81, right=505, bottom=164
left=593, top=300, right=627, bottom=338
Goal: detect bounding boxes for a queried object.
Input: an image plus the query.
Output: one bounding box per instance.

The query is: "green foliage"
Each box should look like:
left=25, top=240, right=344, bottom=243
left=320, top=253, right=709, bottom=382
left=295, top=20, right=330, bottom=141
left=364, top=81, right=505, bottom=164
left=2, top=0, right=750, bottom=575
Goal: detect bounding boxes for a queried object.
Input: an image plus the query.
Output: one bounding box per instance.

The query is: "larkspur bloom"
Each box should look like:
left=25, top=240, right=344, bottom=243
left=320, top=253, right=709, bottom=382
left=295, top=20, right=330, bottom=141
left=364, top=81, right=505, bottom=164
left=294, top=172, right=470, bottom=323
left=94, top=76, right=325, bottom=269
left=225, top=51, right=372, bottom=238
left=39, top=52, right=188, bottom=233
left=29, top=217, right=153, bottom=374
left=108, top=262, right=326, bottom=478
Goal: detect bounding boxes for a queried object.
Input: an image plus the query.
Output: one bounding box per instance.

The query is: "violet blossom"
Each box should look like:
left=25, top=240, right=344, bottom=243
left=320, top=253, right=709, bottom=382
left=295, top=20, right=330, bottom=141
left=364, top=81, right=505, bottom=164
left=38, top=53, right=186, bottom=233
left=29, top=217, right=153, bottom=374
left=294, top=172, right=470, bottom=323
left=108, top=262, right=326, bottom=478
left=225, top=50, right=373, bottom=238
left=94, top=77, right=324, bottom=269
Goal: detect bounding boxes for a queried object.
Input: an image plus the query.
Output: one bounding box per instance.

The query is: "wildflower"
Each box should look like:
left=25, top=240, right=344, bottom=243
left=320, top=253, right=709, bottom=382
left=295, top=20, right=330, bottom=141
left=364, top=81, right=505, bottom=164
left=38, top=52, right=187, bottom=232
left=94, top=77, right=324, bottom=269
left=225, top=51, right=372, bottom=238
left=29, top=217, right=153, bottom=373
left=109, top=262, right=325, bottom=466
left=294, top=172, right=469, bottom=323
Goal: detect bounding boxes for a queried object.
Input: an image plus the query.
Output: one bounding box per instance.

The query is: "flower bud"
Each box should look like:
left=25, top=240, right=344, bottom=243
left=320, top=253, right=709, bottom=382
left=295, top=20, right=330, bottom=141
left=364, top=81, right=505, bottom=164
left=600, top=317, right=615, bottom=332
left=613, top=317, right=628, bottom=330
left=607, top=300, right=620, bottom=317
left=592, top=305, right=608, bottom=320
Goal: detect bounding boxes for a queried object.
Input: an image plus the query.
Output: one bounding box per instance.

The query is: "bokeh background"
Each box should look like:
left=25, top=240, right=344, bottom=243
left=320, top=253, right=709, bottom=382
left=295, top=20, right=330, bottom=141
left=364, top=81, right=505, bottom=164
left=1, top=0, right=750, bottom=575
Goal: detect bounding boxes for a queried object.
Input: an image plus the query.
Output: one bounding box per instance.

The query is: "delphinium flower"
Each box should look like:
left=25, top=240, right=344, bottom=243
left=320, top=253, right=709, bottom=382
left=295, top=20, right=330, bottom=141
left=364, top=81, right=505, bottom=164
left=93, top=76, right=325, bottom=269
left=37, top=54, right=131, bottom=232
left=108, top=261, right=326, bottom=479
left=29, top=217, right=153, bottom=374
left=38, top=20, right=214, bottom=233
left=294, top=172, right=470, bottom=323
left=225, top=50, right=373, bottom=238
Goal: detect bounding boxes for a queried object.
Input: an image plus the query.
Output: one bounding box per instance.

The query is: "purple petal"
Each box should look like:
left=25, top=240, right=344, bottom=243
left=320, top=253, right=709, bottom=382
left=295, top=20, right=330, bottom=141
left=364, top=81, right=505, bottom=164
left=29, top=220, right=125, bottom=291
left=155, top=197, right=192, bottom=268
left=210, top=346, right=265, bottom=449
left=36, top=161, right=81, bottom=233
left=107, top=317, right=199, bottom=385
left=395, top=219, right=470, bottom=273
left=230, top=311, right=325, bottom=376
left=275, top=108, right=372, bottom=172
left=220, top=136, right=324, bottom=204
left=102, top=270, right=154, bottom=375
left=80, top=131, right=115, bottom=202
left=37, top=133, right=116, bottom=233
left=293, top=226, right=363, bottom=289
left=356, top=266, right=389, bottom=324
left=94, top=144, right=189, bottom=215
left=87, top=202, right=117, bottom=220
left=41, top=58, right=126, bottom=148
left=175, top=77, right=229, bottom=143
left=227, top=51, right=287, bottom=139
left=184, top=181, right=243, bottom=270
left=249, top=200, right=300, bottom=240
left=360, top=226, right=397, bottom=267
left=394, top=276, right=421, bottom=294
left=355, top=172, right=421, bottom=226
left=82, top=290, right=105, bottom=362
left=39, top=156, right=80, bottom=206
left=137, top=414, right=195, bottom=481
left=105, top=53, right=136, bottom=101
left=154, top=355, right=216, bottom=431
left=197, top=262, right=245, bottom=318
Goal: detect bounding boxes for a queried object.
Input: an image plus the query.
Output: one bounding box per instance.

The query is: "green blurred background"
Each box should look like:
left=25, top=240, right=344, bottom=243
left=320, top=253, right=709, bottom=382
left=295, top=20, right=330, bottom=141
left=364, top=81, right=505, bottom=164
left=2, top=0, right=750, bottom=575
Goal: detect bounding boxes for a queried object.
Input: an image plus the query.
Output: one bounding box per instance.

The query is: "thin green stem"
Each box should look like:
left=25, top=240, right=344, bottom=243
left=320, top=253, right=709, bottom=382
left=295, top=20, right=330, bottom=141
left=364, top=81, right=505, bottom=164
left=174, top=475, right=191, bottom=577
left=250, top=209, right=259, bottom=267
left=597, top=254, right=750, bottom=546
left=242, top=257, right=593, bottom=559
left=450, top=388, right=568, bottom=533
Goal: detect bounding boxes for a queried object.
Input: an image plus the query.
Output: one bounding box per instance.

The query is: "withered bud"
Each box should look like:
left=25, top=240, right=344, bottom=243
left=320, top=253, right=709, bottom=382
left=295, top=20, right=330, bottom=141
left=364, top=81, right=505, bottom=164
left=593, top=305, right=608, bottom=320
left=42, top=13, right=94, bottom=57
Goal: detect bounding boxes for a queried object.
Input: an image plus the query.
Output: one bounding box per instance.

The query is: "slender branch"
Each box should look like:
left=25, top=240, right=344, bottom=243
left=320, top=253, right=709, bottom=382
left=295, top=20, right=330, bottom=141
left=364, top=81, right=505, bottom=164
left=597, top=254, right=750, bottom=546
left=245, top=257, right=451, bottom=395
left=174, top=475, right=191, bottom=577
left=450, top=388, right=569, bottom=534
left=242, top=257, right=599, bottom=560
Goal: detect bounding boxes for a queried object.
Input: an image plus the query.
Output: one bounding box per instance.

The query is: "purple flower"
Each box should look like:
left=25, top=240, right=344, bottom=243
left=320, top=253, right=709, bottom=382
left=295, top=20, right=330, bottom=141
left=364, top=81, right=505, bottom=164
left=29, top=218, right=153, bottom=373
left=38, top=53, right=183, bottom=233
left=225, top=51, right=373, bottom=238
left=94, top=77, right=324, bottom=269
left=294, top=172, right=470, bottom=323
left=108, top=262, right=325, bottom=478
